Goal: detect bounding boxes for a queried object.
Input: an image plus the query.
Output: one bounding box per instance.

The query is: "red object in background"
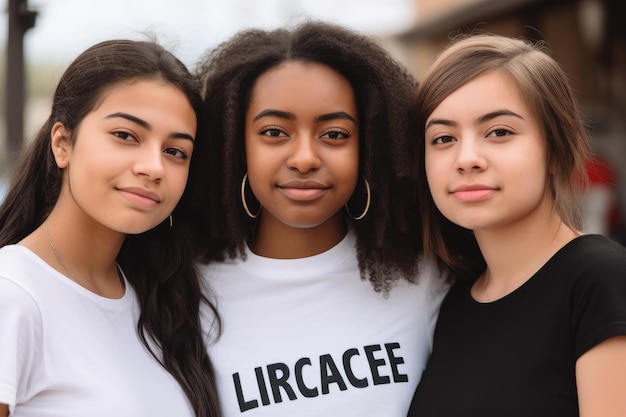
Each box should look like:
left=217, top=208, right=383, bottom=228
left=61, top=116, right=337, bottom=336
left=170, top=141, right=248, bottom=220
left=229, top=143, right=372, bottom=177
left=586, top=157, right=616, bottom=185
left=585, top=157, right=621, bottom=234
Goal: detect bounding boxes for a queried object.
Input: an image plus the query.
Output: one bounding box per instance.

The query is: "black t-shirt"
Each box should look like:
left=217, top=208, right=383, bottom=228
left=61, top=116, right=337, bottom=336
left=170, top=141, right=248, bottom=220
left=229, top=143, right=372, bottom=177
left=408, top=235, right=626, bottom=417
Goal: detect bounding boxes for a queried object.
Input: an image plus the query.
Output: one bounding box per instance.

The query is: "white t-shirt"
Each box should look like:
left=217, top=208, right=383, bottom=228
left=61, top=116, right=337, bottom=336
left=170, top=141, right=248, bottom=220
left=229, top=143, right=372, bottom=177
left=0, top=245, right=193, bottom=417
left=200, top=232, right=448, bottom=417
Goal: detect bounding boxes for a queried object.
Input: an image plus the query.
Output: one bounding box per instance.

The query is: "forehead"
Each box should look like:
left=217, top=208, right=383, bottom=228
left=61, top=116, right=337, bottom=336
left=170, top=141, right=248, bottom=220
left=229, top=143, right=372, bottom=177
left=82, top=79, right=196, bottom=130
left=429, top=71, right=532, bottom=121
left=88, top=78, right=163, bottom=111
left=248, top=61, right=356, bottom=113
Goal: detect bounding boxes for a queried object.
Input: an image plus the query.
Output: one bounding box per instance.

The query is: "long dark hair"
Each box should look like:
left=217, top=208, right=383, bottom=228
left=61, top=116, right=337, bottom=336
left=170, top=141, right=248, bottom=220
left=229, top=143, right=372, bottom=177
left=0, top=39, right=221, bottom=417
left=191, top=21, right=424, bottom=292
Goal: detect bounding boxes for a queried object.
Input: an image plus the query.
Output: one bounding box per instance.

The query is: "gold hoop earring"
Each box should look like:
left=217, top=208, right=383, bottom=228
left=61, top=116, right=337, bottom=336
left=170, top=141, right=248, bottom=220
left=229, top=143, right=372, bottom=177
left=345, top=176, right=371, bottom=221
left=241, top=172, right=261, bottom=219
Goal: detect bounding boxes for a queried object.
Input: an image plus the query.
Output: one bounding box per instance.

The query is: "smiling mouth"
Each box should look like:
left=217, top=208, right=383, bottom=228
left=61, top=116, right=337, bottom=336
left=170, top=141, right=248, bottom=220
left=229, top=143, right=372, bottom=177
left=278, top=185, right=329, bottom=202
left=451, top=189, right=497, bottom=202
left=117, top=188, right=161, bottom=208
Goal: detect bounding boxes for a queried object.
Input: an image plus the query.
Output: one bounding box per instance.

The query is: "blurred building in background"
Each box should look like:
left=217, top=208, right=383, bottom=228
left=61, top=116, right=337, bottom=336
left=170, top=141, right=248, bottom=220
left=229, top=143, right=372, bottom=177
left=389, top=0, right=626, bottom=242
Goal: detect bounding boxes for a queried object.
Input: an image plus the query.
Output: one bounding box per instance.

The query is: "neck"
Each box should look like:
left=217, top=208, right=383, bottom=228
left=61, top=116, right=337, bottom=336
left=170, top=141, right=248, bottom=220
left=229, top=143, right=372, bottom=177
left=20, top=204, right=126, bottom=298
left=249, top=211, right=347, bottom=259
left=473, top=204, right=579, bottom=302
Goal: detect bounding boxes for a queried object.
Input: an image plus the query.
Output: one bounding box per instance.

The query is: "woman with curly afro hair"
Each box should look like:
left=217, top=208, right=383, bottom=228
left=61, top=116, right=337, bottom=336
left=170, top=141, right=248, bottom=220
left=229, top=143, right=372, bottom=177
left=190, top=21, right=448, bottom=417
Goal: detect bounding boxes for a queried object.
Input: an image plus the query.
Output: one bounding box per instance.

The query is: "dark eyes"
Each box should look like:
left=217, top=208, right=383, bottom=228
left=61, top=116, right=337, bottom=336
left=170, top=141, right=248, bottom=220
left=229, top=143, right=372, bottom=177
left=112, top=131, right=188, bottom=159
left=113, top=131, right=137, bottom=142
left=259, top=127, right=350, bottom=140
left=431, top=127, right=513, bottom=145
left=432, top=135, right=455, bottom=145
left=321, top=130, right=350, bottom=140
left=164, top=148, right=188, bottom=159
left=488, top=128, right=512, bottom=137
left=261, top=128, right=287, bottom=137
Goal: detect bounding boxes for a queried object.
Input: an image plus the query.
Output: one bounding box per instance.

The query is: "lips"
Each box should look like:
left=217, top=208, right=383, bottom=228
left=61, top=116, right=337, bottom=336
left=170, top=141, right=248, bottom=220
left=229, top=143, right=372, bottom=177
left=277, top=180, right=329, bottom=202
left=450, top=184, right=498, bottom=202
left=117, top=187, right=161, bottom=208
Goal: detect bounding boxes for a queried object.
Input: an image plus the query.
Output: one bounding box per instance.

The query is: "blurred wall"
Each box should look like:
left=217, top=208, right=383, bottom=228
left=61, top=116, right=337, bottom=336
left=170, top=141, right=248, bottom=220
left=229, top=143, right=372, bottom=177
left=390, top=0, right=626, bottom=241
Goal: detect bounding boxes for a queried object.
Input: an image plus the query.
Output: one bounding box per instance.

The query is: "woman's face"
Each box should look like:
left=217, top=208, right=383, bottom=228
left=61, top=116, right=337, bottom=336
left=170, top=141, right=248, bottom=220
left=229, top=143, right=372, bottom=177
left=53, top=79, right=197, bottom=234
left=244, top=61, right=359, bottom=231
left=424, top=70, right=551, bottom=233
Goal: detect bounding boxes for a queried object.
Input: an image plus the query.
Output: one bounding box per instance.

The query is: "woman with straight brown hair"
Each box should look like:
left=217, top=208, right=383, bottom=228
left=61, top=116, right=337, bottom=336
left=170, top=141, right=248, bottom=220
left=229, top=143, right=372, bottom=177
left=408, top=33, right=626, bottom=417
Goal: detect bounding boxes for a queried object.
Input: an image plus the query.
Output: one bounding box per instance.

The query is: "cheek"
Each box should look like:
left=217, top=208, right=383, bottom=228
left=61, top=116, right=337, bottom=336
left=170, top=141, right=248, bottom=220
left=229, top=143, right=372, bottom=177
left=68, top=152, right=110, bottom=182
left=166, top=168, right=191, bottom=206
left=424, top=156, right=450, bottom=212
left=244, top=135, right=268, bottom=183
left=333, top=148, right=359, bottom=196
left=424, top=154, right=442, bottom=191
left=513, top=149, right=548, bottom=187
left=176, top=170, right=190, bottom=193
left=245, top=155, right=268, bottom=195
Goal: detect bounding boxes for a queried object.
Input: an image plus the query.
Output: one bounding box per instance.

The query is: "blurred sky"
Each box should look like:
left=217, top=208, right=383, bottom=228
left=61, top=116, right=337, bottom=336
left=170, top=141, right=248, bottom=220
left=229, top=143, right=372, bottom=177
left=2, top=0, right=415, bottom=67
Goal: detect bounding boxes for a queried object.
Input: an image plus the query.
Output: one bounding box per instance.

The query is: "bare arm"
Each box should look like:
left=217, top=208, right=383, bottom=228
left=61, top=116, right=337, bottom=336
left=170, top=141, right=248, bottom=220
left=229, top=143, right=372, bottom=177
left=0, top=403, right=9, bottom=417
left=577, top=335, right=626, bottom=417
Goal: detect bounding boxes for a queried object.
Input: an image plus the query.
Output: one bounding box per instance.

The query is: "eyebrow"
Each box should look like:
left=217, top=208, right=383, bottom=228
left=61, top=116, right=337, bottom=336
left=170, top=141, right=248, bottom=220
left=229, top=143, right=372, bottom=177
left=477, top=110, right=524, bottom=124
left=425, top=109, right=524, bottom=130
left=316, top=111, right=356, bottom=123
left=252, top=109, right=294, bottom=122
left=252, top=109, right=356, bottom=123
left=104, top=112, right=195, bottom=141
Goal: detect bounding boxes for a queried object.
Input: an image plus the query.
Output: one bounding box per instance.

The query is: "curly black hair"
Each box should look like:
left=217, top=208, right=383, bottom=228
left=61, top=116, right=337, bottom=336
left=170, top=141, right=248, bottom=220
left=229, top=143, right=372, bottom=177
left=190, top=21, right=424, bottom=292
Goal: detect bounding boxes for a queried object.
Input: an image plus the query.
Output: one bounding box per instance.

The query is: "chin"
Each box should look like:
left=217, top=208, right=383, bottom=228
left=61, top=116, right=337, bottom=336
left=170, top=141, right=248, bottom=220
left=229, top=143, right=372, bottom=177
left=282, top=220, right=326, bottom=229
left=118, top=220, right=164, bottom=235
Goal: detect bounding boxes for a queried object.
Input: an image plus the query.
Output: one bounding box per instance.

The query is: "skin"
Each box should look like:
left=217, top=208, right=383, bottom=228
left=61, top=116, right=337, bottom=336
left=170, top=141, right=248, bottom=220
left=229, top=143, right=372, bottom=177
left=245, top=61, right=359, bottom=259
left=425, top=70, right=576, bottom=300
left=16, top=79, right=196, bottom=300
left=424, top=70, right=626, bottom=417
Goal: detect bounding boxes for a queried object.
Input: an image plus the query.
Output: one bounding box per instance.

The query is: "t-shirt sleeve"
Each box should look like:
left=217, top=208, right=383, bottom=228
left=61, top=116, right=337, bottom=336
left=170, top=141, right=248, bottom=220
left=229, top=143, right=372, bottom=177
left=571, top=245, right=626, bottom=359
left=0, top=277, right=44, bottom=411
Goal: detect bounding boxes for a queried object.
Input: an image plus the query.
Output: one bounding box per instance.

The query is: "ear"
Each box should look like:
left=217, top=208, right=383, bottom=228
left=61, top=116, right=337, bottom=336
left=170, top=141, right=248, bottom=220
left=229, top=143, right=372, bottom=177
left=51, top=122, right=72, bottom=168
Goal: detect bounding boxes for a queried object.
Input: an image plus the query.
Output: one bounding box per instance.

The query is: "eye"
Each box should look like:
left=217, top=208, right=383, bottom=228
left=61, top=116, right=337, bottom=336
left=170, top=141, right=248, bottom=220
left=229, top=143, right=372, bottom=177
left=432, top=135, right=456, bottom=145
left=163, top=148, right=188, bottom=159
left=112, top=131, right=138, bottom=142
left=488, top=128, right=512, bottom=138
left=260, top=127, right=287, bottom=137
left=321, top=129, right=350, bottom=140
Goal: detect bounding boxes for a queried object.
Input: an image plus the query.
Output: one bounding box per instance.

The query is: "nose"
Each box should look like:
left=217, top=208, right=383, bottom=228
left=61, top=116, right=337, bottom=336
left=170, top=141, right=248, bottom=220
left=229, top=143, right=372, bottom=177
left=133, top=144, right=165, bottom=180
left=286, top=135, right=322, bottom=173
left=455, top=138, right=486, bottom=173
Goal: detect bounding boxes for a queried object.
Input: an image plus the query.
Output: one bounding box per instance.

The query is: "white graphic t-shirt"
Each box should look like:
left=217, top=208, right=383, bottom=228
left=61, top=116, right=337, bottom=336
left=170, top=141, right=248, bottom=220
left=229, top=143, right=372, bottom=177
left=200, top=232, right=448, bottom=416
left=0, top=245, right=192, bottom=417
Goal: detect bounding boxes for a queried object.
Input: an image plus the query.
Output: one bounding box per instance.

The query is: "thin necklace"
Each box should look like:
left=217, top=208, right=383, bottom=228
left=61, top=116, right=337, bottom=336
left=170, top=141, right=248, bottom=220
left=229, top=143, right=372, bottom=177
left=45, top=221, right=124, bottom=298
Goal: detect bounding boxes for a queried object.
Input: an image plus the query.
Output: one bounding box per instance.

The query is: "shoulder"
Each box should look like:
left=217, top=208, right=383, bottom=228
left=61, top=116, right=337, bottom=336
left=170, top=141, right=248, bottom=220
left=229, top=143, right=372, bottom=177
left=415, top=255, right=452, bottom=294
left=0, top=244, right=45, bottom=276
left=0, top=276, right=43, bottom=335
left=550, top=235, right=626, bottom=278
left=0, top=245, right=54, bottom=292
left=0, top=244, right=27, bottom=263
left=553, top=235, right=626, bottom=300
left=568, top=234, right=625, bottom=262
left=386, top=255, right=451, bottom=307
left=0, top=278, right=44, bottom=412
left=554, top=236, right=626, bottom=354
left=0, top=246, right=46, bottom=320
left=558, top=235, right=626, bottom=290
